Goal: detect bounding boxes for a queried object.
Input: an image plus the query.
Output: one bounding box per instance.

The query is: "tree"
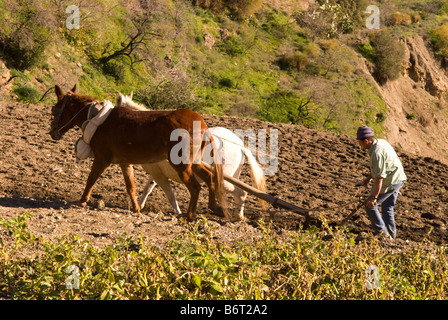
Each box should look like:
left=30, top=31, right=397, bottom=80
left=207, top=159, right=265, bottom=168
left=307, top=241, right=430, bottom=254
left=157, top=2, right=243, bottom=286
left=97, top=13, right=160, bottom=67
left=0, top=0, right=57, bottom=69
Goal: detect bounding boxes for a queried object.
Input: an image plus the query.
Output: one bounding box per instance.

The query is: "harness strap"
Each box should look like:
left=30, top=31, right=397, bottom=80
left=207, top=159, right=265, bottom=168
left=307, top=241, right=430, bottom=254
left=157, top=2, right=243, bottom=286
left=82, top=101, right=114, bottom=144
left=75, top=100, right=114, bottom=161
left=56, top=93, right=94, bottom=134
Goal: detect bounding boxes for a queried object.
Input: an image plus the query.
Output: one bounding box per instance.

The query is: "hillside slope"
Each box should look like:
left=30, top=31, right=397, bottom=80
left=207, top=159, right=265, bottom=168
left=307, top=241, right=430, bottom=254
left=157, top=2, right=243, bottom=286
left=1, top=0, right=448, bottom=164
left=378, top=36, right=448, bottom=164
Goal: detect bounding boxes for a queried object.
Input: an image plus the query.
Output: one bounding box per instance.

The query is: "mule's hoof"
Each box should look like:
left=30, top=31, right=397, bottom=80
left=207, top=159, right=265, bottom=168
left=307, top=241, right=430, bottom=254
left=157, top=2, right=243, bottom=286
left=79, top=201, right=87, bottom=208
left=211, top=206, right=225, bottom=217
left=181, top=213, right=195, bottom=222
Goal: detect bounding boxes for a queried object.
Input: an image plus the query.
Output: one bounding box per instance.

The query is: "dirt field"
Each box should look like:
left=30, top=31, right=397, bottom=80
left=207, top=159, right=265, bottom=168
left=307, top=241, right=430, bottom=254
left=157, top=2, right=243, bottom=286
left=1, top=99, right=448, bottom=252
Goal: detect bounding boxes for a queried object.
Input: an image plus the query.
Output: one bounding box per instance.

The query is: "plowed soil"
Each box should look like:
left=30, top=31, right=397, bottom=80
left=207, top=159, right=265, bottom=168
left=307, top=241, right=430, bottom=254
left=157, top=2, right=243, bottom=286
left=1, top=99, right=447, bottom=251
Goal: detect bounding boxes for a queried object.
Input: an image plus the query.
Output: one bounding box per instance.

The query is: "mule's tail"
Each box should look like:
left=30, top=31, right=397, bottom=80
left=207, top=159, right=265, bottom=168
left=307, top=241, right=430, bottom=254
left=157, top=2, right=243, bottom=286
left=206, top=132, right=230, bottom=220
left=241, top=147, right=268, bottom=210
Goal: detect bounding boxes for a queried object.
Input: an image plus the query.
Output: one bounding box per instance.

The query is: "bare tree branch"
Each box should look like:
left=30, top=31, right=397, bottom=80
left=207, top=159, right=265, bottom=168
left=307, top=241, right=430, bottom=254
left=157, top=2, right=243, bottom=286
left=97, top=15, right=161, bottom=65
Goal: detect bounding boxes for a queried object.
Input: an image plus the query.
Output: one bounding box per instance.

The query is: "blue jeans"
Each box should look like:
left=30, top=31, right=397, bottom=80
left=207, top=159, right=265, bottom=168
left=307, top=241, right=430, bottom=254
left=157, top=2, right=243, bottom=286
left=365, top=181, right=405, bottom=238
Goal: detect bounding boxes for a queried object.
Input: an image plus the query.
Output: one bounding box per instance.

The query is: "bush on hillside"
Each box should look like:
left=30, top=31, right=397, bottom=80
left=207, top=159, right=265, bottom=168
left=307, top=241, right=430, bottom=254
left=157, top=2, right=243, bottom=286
left=0, top=0, right=56, bottom=70
left=13, top=85, right=41, bottom=104
left=296, top=0, right=369, bottom=38
left=369, top=29, right=406, bottom=83
left=258, top=90, right=318, bottom=128
left=277, top=40, right=323, bottom=73
left=192, top=0, right=262, bottom=19
left=358, top=41, right=376, bottom=63
left=411, top=0, right=448, bottom=16
left=277, top=52, right=308, bottom=72
left=388, top=12, right=412, bottom=26
left=137, top=77, right=202, bottom=110
left=226, top=0, right=262, bottom=18
left=336, top=0, right=371, bottom=29
left=430, top=23, right=448, bottom=65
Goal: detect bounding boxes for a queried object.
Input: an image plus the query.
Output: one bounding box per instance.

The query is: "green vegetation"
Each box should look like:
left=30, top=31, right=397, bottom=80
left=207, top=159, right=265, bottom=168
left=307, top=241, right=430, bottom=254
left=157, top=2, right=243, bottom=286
left=1, top=0, right=447, bottom=136
left=430, top=23, right=448, bottom=63
left=367, top=29, right=406, bottom=83
left=1, top=213, right=447, bottom=299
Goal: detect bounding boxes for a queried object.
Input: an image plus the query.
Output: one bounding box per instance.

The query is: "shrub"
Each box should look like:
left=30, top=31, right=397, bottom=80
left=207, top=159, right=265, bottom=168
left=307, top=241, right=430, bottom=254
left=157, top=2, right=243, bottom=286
left=192, top=0, right=262, bottom=19
left=138, top=77, right=202, bottom=110
left=369, top=29, right=406, bottom=83
left=218, top=77, right=236, bottom=88
left=258, top=90, right=318, bottom=127
left=217, top=35, right=246, bottom=56
left=410, top=13, right=421, bottom=24
left=226, top=0, right=262, bottom=19
left=296, top=0, right=362, bottom=38
left=430, top=23, right=448, bottom=63
left=336, top=0, right=370, bottom=28
left=388, top=12, right=412, bottom=26
left=358, top=41, right=376, bottom=63
left=13, top=85, right=41, bottom=104
left=0, top=0, right=55, bottom=70
left=376, top=111, right=387, bottom=123
left=277, top=52, right=308, bottom=72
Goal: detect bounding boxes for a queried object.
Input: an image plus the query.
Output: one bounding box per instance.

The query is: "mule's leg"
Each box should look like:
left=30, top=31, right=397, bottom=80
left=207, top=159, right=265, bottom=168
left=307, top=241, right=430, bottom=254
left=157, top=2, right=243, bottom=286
left=192, top=164, right=221, bottom=214
left=80, top=158, right=110, bottom=208
left=232, top=187, right=248, bottom=221
left=120, top=164, right=140, bottom=213
left=153, top=176, right=182, bottom=215
left=175, top=165, right=201, bottom=221
left=138, top=179, right=157, bottom=209
left=184, top=178, right=201, bottom=221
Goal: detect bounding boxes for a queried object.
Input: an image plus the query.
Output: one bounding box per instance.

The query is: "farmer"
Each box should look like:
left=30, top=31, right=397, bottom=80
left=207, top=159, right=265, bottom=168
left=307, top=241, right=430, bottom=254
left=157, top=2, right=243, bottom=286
left=357, top=125, right=407, bottom=239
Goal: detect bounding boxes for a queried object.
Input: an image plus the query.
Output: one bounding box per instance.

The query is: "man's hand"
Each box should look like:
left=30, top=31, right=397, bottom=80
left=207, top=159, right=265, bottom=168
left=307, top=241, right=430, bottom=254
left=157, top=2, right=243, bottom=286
left=365, top=178, right=383, bottom=207
left=365, top=195, right=377, bottom=207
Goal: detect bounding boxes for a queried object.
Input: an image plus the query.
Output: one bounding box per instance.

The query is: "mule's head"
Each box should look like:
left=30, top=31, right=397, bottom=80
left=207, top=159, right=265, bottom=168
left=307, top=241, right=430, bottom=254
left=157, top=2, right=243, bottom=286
left=49, top=84, right=95, bottom=140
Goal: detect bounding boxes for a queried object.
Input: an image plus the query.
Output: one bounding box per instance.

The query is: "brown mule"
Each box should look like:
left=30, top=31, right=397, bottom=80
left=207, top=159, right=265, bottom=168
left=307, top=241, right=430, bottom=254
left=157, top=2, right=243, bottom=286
left=49, top=85, right=229, bottom=221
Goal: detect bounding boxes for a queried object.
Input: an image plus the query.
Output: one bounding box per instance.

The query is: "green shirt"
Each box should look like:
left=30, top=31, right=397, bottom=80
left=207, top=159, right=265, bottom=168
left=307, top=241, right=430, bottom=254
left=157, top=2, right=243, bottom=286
left=368, top=139, right=407, bottom=194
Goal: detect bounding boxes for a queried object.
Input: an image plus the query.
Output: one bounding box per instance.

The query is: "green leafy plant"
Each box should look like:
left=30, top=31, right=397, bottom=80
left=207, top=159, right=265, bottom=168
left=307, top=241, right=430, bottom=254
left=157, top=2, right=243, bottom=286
left=430, top=23, right=448, bottom=63
left=2, top=214, right=447, bottom=300
left=13, top=85, right=41, bottom=104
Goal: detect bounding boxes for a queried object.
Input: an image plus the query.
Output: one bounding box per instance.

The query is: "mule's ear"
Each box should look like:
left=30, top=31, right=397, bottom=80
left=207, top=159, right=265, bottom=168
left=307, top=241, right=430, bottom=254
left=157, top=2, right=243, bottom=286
left=116, top=92, right=123, bottom=105
left=130, top=91, right=133, bottom=100
left=55, top=85, right=64, bottom=101
left=70, top=84, right=77, bottom=93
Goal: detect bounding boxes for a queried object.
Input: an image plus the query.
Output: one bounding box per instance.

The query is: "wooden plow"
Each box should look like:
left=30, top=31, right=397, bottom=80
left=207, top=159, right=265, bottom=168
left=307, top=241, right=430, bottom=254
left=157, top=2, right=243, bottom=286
left=203, top=163, right=364, bottom=227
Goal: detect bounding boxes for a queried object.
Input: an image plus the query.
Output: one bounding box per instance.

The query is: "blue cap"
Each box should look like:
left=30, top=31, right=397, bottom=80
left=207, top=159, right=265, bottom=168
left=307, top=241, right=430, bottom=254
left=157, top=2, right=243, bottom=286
left=357, top=126, right=374, bottom=140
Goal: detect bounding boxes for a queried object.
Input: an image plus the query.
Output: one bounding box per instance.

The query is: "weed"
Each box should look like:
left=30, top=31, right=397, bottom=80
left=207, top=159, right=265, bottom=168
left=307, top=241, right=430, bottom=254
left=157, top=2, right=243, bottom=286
left=13, top=85, right=41, bottom=104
